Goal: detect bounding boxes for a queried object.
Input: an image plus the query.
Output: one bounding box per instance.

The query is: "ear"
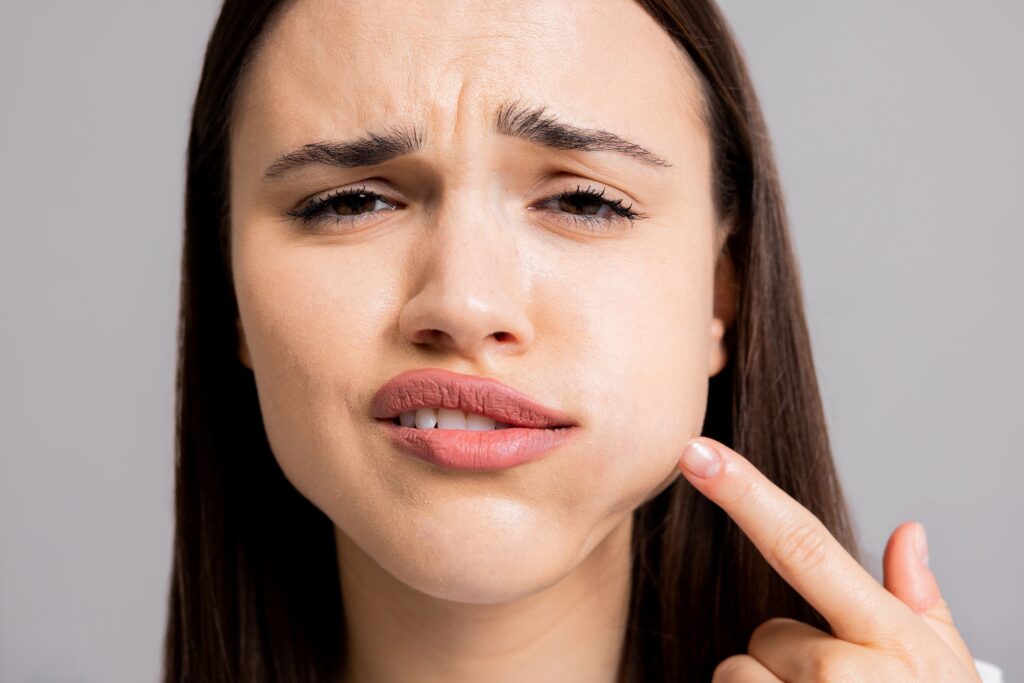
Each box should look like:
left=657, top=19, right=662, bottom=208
left=708, top=242, right=737, bottom=378
left=236, top=316, right=253, bottom=369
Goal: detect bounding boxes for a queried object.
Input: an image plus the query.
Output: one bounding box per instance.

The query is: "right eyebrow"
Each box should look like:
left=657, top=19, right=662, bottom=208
left=262, top=125, right=425, bottom=179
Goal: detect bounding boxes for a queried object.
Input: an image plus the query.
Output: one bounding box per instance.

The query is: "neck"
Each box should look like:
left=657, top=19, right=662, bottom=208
left=335, top=514, right=634, bottom=683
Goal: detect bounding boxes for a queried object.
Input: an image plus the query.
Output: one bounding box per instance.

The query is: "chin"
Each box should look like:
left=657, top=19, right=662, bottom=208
left=363, top=502, right=585, bottom=605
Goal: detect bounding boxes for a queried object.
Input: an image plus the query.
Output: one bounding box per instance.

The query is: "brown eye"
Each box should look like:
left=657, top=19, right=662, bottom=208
left=288, top=187, right=401, bottom=231
left=556, top=192, right=605, bottom=217
left=328, top=192, right=389, bottom=216
left=535, top=185, right=640, bottom=227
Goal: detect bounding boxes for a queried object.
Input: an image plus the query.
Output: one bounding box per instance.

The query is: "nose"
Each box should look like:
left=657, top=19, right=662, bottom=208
left=398, top=193, right=535, bottom=362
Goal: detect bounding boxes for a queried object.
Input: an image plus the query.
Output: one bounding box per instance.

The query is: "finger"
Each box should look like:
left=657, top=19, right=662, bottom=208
left=883, top=520, right=978, bottom=669
left=678, top=437, right=918, bottom=646
left=711, top=654, right=784, bottom=683
left=748, top=616, right=873, bottom=680
left=883, top=521, right=934, bottom=612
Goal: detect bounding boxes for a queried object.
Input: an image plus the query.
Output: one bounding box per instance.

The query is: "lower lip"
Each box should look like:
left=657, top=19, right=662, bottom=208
left=377, top=420, right=579, bottom=471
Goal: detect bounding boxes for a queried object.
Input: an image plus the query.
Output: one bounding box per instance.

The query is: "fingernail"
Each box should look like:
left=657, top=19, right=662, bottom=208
left=914, top=522, right=929, bottom=567
left=680, top=440, right=721, bottom=478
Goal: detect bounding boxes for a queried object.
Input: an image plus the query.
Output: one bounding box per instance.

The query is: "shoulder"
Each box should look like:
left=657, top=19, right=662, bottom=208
left=974, top=658, right=1004, bottom=683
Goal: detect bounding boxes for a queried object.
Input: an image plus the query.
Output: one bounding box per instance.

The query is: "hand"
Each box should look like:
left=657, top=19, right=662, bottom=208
left=677, top=437, right=981, bottom=681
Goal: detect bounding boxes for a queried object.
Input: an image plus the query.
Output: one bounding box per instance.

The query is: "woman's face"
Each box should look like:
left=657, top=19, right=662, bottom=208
left=230, top=0, right=731, bottom=603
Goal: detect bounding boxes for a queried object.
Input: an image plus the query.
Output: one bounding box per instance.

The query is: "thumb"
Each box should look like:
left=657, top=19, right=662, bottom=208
left=882, top=520, right=977, bottom=669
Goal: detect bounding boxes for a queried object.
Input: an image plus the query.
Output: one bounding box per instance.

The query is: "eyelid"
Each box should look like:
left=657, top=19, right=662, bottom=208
left=302, top=184, right=389, bottom=209
left=286, top=182, right=646, bottom=232
left=290, top=177, right=409, bottom=210
left=287, top=185, right=401, bottom=225
left=532, top=184, right=644, bottom=222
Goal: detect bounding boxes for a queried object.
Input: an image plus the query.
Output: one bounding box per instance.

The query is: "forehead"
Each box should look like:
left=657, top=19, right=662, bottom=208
left=232, top=0, right=706, bottom=164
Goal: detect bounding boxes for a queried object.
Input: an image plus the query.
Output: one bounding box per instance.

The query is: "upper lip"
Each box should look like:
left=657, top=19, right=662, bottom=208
left=371, top=367, right=577, bottom=429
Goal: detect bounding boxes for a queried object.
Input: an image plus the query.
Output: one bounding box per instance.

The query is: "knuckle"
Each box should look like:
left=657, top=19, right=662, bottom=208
left=747, top=616, right=796, bottom=651
left=928, top=596, right=958, bottom=628
left=877, top=648, right=928, bottom=681
left=865, top=630, right=914, bottom=656
left=711, top=654, right=756, bottom=682
left=899, top=653, right=927, bottom=678
left=772, top=517, right=830, bottom=575
left=728, top=471, right=760, bottom=508
left=885, top=642, right=930, bottom=678
left=807, top=651, right=858, bottom=682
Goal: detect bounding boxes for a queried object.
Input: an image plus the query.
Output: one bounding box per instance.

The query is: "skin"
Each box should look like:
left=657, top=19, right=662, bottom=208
left=227, top=0, right=980, bottom=680
left=680, top=438, right=982, bottom=681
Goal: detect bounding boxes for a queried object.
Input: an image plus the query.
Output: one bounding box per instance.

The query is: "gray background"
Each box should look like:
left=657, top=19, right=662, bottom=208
left=0, top=1, right=1019, bottom=680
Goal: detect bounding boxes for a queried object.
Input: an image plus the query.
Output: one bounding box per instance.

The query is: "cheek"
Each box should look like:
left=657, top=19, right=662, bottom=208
left=232, top=231, right=399, bottom=507
left=230, top=218, right=714, bottom=602
left=553, top=241, right=712, bottom=518
left=234, top=225, right=713, bottom=501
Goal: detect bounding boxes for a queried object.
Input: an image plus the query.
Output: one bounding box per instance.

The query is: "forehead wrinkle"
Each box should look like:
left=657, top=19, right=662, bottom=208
left=231, top=0, right=711, bottom=190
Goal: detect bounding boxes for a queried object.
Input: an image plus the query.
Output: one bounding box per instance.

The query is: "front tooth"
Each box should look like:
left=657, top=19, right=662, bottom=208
left=414, top=408, right=438, bottom=429
left=466, top=413, right=496, bottom=431
left=436, top=408, right=467, bottom=430
left=402, top=409, right=508, bottom=430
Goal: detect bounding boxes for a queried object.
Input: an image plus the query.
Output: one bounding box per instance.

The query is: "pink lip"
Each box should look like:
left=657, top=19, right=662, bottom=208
left=371, top=367, right=579, bottom=471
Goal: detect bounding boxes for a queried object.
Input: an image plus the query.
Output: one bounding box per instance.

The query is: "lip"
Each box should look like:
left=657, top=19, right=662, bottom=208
left=371, top=367, right=579, bottom=471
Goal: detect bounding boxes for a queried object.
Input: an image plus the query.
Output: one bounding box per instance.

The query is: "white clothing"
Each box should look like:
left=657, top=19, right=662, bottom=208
left=974, top=658, right=1004, bottom=683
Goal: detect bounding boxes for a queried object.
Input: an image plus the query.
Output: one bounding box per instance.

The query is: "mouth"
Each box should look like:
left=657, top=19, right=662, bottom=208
left=371, top=367, right=579, bottom=470
left=371, top=367, right=578, bottom=429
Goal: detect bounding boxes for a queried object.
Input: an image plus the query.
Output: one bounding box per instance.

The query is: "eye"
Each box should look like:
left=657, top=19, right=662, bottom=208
left=287, top=186, right=400, bottom=230
left=534, top=184, right=643, bottom=231
left=287, top=183, right=645, bottom=234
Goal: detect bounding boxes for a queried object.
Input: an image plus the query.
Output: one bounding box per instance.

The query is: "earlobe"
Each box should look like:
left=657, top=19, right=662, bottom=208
left=708, top=318, right=728, bottom=377
left=708, top=248, right=737, bottom=377
left=236, top=317, right=253, bottom=369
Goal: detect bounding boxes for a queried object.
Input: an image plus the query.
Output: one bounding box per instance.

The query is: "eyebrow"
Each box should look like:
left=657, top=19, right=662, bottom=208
left=262, top=99, right=671, bottom=179
left=494, top=99, right=671, bottom=169
left=263, top=126, right=425, bottom=178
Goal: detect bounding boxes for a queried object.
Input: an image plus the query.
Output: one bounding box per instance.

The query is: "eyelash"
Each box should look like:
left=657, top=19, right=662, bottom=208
left=286, top=184, right=644, bottom=233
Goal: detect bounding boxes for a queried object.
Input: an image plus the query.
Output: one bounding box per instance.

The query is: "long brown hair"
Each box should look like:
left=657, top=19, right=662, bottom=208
left=164, top=1, right=860, bottom=680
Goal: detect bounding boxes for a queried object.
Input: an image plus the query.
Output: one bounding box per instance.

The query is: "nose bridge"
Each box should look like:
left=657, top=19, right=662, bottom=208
left=398, top=179, right=535, bottom=360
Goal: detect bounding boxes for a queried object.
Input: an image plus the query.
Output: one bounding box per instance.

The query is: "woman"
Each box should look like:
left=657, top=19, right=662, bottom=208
left=164, top=0, right=1002, bottom=680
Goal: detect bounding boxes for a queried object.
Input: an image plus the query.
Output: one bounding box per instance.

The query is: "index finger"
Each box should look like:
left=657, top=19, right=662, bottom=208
left=678, top=437, right=914, bottom=646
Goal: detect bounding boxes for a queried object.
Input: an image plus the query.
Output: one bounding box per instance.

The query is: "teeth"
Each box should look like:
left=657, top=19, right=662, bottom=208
left=466, top=412, right=497, bottom=431
left=437, top=408, right=466, bottom=430
left=398, top=409, right=512, bottom=430
left=414, top=408, right=437, bottom=429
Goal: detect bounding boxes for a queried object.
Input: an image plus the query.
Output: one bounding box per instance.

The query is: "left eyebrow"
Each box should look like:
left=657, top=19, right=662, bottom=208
left=494, top=99, right=672, bottom=170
